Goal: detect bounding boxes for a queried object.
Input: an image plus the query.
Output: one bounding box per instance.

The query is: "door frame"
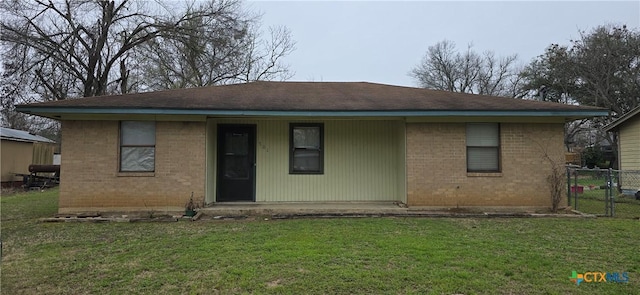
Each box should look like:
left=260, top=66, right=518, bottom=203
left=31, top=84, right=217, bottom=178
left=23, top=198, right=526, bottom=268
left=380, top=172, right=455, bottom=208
left=216, top=124, right=257, bottom=202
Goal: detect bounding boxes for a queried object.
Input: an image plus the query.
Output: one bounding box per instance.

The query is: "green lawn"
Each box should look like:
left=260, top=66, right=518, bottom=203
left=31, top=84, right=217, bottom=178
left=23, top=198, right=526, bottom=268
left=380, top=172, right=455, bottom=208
left=1, top=189, right=639, bottom=294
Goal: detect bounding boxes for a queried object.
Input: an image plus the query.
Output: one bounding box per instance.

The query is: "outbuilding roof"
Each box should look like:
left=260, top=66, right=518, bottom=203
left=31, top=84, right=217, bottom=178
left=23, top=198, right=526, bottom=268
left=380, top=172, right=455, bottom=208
left=16, top=81, right=608, bottom=119
left=0, top=127, right=55, bottom=143
left=603, top=105, right=640, bottom=132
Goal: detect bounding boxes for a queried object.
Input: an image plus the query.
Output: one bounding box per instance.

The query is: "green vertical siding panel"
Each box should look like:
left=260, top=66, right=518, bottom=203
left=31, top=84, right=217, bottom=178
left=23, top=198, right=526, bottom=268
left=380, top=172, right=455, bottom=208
left=396, top=122, right=407, bottom=204
left=257, top=121, right=397, bottom=201
left=205, top=119, right=217, bottom=204
left=619, top=116, right=640, bottom=170
left=32, top=142, right=54, bottom=165
left=207, top=118, right=402, bottom=202
left=256, top=119, right=288, bottom=201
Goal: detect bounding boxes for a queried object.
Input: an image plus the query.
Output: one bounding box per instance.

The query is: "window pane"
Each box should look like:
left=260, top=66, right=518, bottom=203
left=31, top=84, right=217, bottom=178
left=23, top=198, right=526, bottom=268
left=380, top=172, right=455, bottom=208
left=293, top=149, right=320, bottom=172
left=223, top=155, right=249, bottom=179
left=224, top=132, right=248, bottom=156
left=466, top=123, right=499, bottom=146
left=293, top=127, right=320, bottom=148
left=121, top=147, right=155, bottom=172
left=467, top=147, right=499, bottom=171
left=122, top=121, right=155, bottom=145
left=290, top=123, right=323, bottom=174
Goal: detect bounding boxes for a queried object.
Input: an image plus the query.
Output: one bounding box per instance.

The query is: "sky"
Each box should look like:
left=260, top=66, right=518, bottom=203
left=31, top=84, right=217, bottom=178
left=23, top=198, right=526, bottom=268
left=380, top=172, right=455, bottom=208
left=246, top=1, right=640, bottom=87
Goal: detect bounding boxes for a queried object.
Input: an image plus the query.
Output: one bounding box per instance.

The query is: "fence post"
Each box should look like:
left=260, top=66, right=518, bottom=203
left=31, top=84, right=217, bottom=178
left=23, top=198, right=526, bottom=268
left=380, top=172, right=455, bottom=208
left=566, top=166, right=572, bottom=207
left=609, top=168, right=615, bottom=217
left=605, top=169, right=611, bottom=217
left=574, top=169, right=579, bottom=211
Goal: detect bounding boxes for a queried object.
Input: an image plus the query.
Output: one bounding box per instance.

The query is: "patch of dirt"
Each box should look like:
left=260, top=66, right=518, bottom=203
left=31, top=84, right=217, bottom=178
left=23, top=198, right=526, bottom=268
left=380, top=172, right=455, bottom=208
left=266, top=279, right=282, bottom=288
left=445, top=207, right=484, bottom=213
left=0, top=187, right=20, bottom=197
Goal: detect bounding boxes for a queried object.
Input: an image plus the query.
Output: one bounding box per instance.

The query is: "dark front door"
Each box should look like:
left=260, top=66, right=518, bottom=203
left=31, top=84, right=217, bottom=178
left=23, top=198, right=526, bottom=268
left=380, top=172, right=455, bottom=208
left=217, top=125, right=256, bottom=202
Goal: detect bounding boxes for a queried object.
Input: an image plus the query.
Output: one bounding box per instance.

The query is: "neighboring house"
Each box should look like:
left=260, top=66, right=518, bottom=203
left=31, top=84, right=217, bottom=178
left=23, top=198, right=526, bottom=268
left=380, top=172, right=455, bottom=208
left=603, top=106, right=640, bottom=197
left=1, top=127, right=56, bottom=188
left=16, top=82, right=607, bottom=213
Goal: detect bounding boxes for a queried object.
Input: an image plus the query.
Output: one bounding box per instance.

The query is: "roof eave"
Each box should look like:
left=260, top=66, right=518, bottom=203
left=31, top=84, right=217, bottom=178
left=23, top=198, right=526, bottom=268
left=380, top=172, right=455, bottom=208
left=16, top=106, right=609, bottom=119
left=603, top=106, right=640, bottom=132
left=1, top=136, right=55, bottom=143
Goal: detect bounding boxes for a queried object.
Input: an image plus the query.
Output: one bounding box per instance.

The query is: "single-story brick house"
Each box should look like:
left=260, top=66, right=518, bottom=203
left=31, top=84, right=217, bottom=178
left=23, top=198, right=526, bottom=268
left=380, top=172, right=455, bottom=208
left=17, top=82, right=607, bottom=213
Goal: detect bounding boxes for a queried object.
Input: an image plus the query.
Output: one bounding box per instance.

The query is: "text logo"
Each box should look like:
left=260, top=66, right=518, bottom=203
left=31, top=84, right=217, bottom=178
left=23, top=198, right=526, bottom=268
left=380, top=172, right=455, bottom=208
left=570, top=271, right=629, bottom=285
left=569, top=271, right=584, bottom=285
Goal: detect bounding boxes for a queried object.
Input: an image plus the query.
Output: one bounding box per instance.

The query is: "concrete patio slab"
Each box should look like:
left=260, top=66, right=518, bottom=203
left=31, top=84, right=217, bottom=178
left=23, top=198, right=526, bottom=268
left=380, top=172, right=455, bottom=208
left=200, top=201, right=408, bottom=216
left=41, top=203, right=593, bottom=222
left=197, top=202, right=587, bottom=218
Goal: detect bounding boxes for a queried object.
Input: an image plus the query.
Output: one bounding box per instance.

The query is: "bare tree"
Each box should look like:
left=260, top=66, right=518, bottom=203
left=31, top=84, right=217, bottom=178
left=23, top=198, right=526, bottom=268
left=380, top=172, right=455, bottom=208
left=410, top=40, right=520, bottom=97
left=519, top=25, right=640, bottom=116
left=1, top=0, right=294, bottom=96
left=1, top=0, right=295, bottom=132
left=3, top=1, right=173, bottom=99
left=1, top=57, right=32, bottom=130
left=477, top=51, right=520, bottom=97
left=135, top=0, right=252, bottom=89
left=519, top=25, right=640, bottom=159
left=137, top=3, right=295, bottom=90
left=1, top=58, right=60, bottom=137
left=238, top=25, right=295, bottom=83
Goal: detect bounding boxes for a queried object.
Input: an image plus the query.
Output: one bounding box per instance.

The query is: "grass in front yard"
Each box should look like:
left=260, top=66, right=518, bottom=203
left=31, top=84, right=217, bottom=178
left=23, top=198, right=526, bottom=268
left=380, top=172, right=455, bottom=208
left=2, top=189, right=639, bottom=294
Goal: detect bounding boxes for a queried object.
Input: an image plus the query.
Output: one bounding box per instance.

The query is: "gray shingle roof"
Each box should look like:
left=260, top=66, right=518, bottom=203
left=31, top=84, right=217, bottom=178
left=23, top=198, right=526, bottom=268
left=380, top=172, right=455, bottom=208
left=16, top=81, right=606, bottom=116
left=0, top=127, right=55, bottom=143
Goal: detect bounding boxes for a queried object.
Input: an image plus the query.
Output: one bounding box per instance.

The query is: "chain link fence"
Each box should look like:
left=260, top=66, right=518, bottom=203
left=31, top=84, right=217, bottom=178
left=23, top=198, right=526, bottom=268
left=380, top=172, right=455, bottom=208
left=617, top=170, right=640, bottom=198
left=566, top=167, right=640, bottom=218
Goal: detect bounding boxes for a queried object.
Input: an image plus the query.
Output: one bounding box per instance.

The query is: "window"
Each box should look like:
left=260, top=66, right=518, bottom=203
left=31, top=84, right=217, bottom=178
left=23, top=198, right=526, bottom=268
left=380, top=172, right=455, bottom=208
left=290, top=123, right=323, bottom=174
left=466, top=123, right=500, bottom=172
left=120, top=121, right=155, bottom=172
